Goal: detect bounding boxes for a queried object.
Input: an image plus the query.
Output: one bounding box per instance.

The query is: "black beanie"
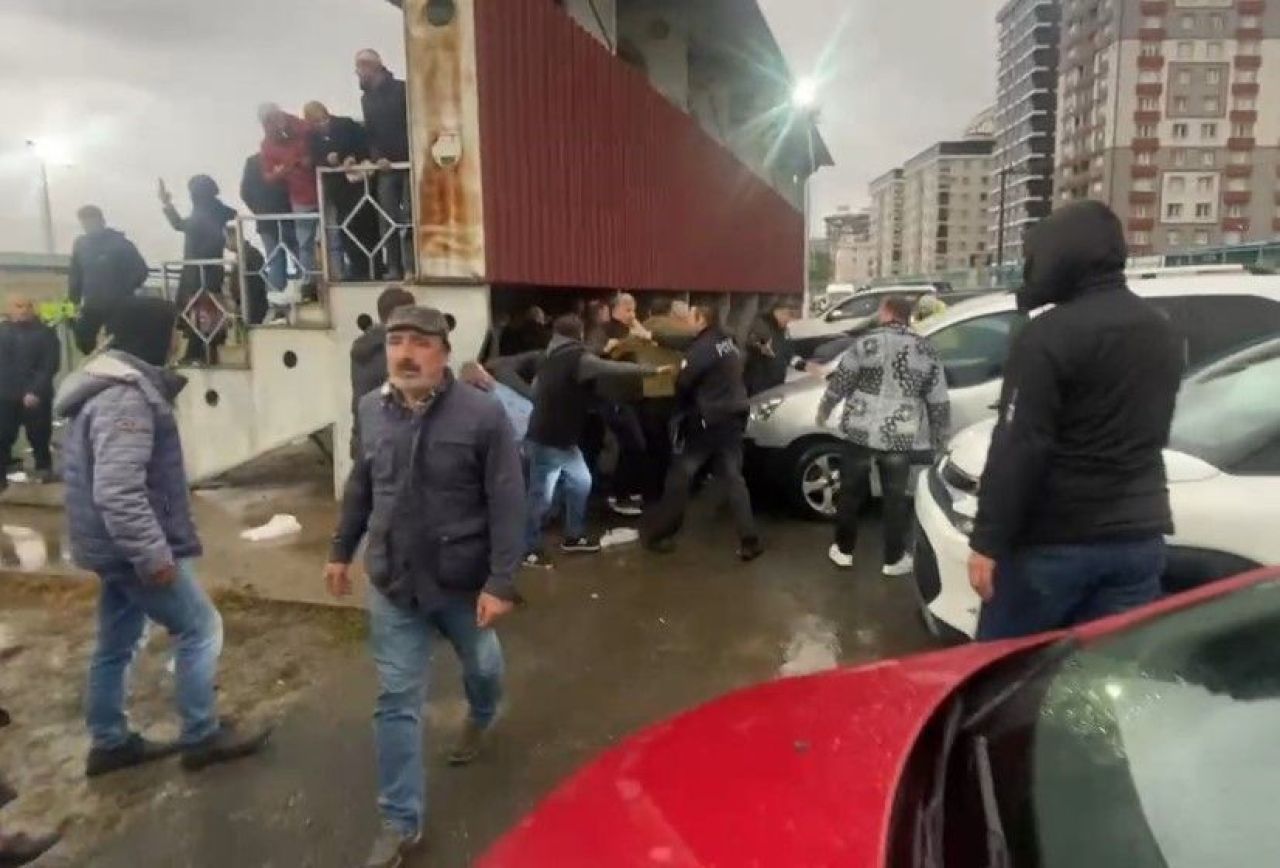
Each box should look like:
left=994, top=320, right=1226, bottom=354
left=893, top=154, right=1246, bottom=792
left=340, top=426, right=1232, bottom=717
left=105, top=297, right=179, bottom=367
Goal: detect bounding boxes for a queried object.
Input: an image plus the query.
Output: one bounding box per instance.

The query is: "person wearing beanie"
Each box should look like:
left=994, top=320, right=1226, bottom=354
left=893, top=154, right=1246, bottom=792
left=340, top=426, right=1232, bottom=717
left=54, top=296, right=271, bottom=777
left=159, top=174, right=237, bottom=364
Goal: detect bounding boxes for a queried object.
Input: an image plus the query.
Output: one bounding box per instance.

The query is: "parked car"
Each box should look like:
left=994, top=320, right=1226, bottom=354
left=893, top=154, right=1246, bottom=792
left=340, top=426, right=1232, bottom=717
left=749, top=271, right=1280, bottom=521
left=916, top=333, right=1280, bottom=639
left=479, top=567, right=1280, bottom=868
left=787, top=284, right=968, bottom=360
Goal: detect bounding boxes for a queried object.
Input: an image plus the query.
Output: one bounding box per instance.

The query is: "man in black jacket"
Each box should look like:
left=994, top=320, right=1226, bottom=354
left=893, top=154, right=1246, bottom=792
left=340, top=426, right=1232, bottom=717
left=644, top=304, right=762, bottom=561
left=68, top=205, right=148, bottom=354
left=968, top=201, right=1183, bottom=641
left=239, top=153, right=294, bottom=294
left=303, top=100, right=370, bottom=281
left=0, top=294, right=61, bottom=488
left=744, top=298, right=801, bottom=396
left=356, top=49, right=413, bottom=280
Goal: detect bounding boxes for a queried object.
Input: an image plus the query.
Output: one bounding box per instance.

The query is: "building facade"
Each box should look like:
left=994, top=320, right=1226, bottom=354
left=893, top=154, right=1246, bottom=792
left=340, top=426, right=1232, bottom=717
left=901, top=139, right=997, bottom=276
left=990, top=0, right=1062, bottom=266
left=1054, top=0, right=1280, bottom=257
left=869, top=168, right=906, bottom=278
left=825, top=207, right=874, bottom=283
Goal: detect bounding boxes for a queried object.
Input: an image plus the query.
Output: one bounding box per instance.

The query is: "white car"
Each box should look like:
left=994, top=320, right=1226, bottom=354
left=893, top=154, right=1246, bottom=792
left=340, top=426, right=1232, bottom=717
left=915, top=334, right=1280, bottom=640
left=748, top=270, right=1280, bottom=520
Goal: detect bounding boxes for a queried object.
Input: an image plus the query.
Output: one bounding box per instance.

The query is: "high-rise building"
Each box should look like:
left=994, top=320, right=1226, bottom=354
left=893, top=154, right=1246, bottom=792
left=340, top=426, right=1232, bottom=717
left=902, top=138, right=997, bottom=276
left=825, top=207, right=874, bottom=283
left=990, top=0, right=1062, bottom=266
left=1054, top=0, right=1279, bottom=256
left=869, top=168, right=906, bottom=278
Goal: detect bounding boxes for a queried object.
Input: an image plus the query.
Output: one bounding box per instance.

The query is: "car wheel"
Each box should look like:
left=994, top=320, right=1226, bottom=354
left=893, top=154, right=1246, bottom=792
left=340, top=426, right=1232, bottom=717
left=790, top=442, right=843, bottom=521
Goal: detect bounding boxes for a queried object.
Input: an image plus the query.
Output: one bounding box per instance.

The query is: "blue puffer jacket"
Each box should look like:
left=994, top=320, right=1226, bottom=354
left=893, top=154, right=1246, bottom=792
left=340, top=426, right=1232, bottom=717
left=55, top=351, right=202, bottom=577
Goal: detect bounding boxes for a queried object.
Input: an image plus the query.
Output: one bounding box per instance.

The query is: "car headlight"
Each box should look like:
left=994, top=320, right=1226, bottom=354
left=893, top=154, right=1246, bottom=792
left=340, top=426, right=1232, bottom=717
left=750, top=396, right=785, bottom=423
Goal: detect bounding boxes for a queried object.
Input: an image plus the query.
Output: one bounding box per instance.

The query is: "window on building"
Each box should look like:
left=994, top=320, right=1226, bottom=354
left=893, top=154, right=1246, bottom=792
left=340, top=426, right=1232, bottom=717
left=1177, top=42, right=1194, bottom=60
left=1238, top=69, right=1258, bottom=84
left=1196, top=176, right=1214, bottom=193
left=1171, top=149, right=1187, bottom=167
left=1195, top=230, right=1211, bottom=246
left=1207, top=42, right=1224, bottom=61
left=1140, top=70, right=1162, bottom=84
left=1092, top=180, right=1104, bottom=195
left=1172, top=123, right=1190, bottom=139
left=1133, top=231, right=1151, bottom=246
left=1170, top=176, right=1187, bottom=194
left=1202, top=122, right=1218, bottom=139
left=1241, top=14, right=1260, bottom=28
left=1227, top=204, right=1245, bottom=218
left=1225, top=231, right=1244, bottom=245
left=1239, top=40, right=1261, bottom=55
left=1167, top=203, right=1185, bottom=220
left=1204, top=97, right=1220, bottom=114
left=1232, top=123, right=1254, bottom=138
left=1137, top=151, right=1154, bottom=166
left=1230, top=151, right=1250, bottom=165
left=1202, top=151, right=1216, bottom=167
left=1141, top=42, right=1161, bottom=57
left=1168, top=230, right=1182, bottom=247
left=1139, top=96, right=1158, bottom=112
left=1236, top=96, right=1257, bottom=110
left=1196, top=203, right=1213, bottom=218
left=1135, top=178, right=1156, bottom=192
left=1174, top=96, right=1190, bottom=113
left=1210, top=14, right=1225, bottom=31
left=1177, top=69, right=1193, bottom=86
left=1180, top=13, right=1195, bottom=30
left=1207, top=68, right=1222, bottom=85
left=1227, top=177, right=1248, bottom=192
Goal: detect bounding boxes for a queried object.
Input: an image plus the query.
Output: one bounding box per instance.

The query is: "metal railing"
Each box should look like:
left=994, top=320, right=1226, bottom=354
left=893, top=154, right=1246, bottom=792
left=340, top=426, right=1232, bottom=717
left=233, top=211, right=325, bottom=328
left=316, top=162, right=415, bottom=284
left=160, top=258, right=248, bottom=368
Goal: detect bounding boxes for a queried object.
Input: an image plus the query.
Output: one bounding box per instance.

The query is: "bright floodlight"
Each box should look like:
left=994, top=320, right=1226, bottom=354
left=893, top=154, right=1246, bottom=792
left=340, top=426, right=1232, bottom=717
left=27, top=137, right=73, bottom=166
left=792, top=77, right=819, bottom=109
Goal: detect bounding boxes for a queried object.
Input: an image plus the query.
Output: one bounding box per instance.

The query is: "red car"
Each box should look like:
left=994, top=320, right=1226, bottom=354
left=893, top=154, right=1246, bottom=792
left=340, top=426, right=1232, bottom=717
left=480, top=568, right=1280, bottom=867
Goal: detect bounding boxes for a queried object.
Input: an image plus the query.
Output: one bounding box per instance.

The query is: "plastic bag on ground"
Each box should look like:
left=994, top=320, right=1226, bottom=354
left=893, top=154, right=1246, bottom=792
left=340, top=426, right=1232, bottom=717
left=600, top=527, right=640, bottom=549
left=240, top=514, right=303, bottom=542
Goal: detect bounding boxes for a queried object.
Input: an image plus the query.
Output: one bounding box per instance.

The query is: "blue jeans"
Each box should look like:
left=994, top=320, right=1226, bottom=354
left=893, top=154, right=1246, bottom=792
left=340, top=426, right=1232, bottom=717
left=525, top=442, right=592, bottom=552
left=369, top=587, right=504, bottom=837
left=976, top=537, right=1166, bottom=641
left=86, top=559, right=223, bottom=749
left=375, top=171, right=413, bottom=276
left=292, top=205, right=319, bottom=282
left=257, top=222, right=294, bottom=292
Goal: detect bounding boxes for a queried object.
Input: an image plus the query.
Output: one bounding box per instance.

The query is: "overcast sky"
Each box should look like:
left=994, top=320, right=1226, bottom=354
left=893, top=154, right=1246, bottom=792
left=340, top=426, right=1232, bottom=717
left=0, top=0, right=1003, bottom=264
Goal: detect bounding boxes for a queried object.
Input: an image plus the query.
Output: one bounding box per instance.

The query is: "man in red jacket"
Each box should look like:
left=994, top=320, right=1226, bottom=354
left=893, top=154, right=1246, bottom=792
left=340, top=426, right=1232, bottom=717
left=258, top=103, right=319, bottom=302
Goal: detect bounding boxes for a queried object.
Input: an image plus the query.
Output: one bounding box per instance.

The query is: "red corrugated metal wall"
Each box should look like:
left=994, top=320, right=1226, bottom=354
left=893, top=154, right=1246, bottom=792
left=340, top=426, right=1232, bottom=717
left=474, top=0, right=803, bottom=294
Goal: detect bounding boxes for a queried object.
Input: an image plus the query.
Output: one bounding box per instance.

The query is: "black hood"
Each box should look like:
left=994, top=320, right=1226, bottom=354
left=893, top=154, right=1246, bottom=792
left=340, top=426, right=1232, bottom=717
left=105, top=297, right=179, bottom=367
left=1019, top=200, right=1128, bottom=312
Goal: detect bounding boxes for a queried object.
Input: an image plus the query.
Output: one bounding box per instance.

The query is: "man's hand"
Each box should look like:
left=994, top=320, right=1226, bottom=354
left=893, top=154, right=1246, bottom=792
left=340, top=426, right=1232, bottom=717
left=324, top=562, right=353, bottom=598
left=342, top=156, right=358, bottom=169
left=631, top=325, right=653, bottom=342
left=968, top=551, right=997, bottom=602
left=459, top=361, right=495, bottom=392
left=602, top=338, right=620, bottom=356
left=151, top=563, right=177, bottom=586
left=805, top=362, right=827, bottom=377
left=476, top=592, right=514, bottom=628
left=157, top=178, right=172, bottom=206
left=759, top=340, right=776, bottom=359
left=326, top=151, right=340, bottom=167
left=376, top=158, right=392, bottom=171
left=21, top=394, right=39, bottom=410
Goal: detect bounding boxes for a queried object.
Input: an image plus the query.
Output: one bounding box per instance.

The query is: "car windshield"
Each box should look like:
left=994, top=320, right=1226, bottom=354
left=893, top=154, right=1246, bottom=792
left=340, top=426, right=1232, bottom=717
left=981, top=579, right=1280, bottom=868
left=1168, top=340, right=1280, bottom=472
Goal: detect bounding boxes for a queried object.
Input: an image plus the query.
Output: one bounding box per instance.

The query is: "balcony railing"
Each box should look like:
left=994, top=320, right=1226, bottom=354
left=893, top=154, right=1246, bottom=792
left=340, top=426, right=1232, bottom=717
left=315, top=162, right=414, bottom=285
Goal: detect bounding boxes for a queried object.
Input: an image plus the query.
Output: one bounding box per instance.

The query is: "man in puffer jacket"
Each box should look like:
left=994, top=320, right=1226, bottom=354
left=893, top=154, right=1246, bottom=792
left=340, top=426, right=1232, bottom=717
left=57, top=297, right=270, bottom=778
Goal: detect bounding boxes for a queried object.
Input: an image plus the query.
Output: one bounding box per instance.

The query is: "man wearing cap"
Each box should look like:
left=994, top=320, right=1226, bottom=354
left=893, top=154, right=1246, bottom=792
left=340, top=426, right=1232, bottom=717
left=324, top=305, right=524, bottom=868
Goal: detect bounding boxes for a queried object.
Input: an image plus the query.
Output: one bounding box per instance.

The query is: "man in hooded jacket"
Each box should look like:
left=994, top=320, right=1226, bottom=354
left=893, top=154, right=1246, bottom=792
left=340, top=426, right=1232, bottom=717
left=57, top=297, right=271, bottom=778
left=968, top=201, right=1184, bottom=641
left=68, top=205, right=149, bottom=354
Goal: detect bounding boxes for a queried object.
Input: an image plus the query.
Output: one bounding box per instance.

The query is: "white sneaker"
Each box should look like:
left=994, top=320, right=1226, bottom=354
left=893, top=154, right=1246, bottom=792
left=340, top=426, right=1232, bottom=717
left=883, top=555, right=915, bottom=577
left=828, top=544, right=854, bottom=569
left=266, top=280, right=302, bottom=307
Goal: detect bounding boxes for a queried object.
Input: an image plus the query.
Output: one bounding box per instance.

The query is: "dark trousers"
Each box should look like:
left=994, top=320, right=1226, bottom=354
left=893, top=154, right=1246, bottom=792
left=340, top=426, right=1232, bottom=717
left=835, top=444, right=913, bottom=564
left=0, top=397, right=53, bottom=471
left=976, top=537, right=1166, bottom=641
left=603, top=403, right=647, bottom=500
left=639, top=397, right=677, bottom=500
left=645, top=427, right=758, bottom=545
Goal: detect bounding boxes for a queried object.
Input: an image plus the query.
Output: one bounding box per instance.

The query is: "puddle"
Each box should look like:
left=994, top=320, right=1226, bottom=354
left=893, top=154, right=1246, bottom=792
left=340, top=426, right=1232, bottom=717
left=778, top=614, right=842, bottom=678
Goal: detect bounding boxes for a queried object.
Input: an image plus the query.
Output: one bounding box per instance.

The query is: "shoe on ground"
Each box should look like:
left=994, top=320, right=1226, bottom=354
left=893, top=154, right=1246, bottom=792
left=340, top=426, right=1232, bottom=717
left=0, top=831, right=61, bottom=867
left=523, top=550, right=553, bottom=570
left=883, top=555, right=915, bottom=578
left=448, top=719, right=493, bottom=767
left=560, top=536, right=602, bottom=554
left=644, top=537, right=677, bottom=555
left=607, top=496, right=644, bottom=517
left=738, top=538, right=764, bottom=563
left=180, top=721, right=272, bottom=772
left=828, top=544, right=854, bottom=569
left=85, top=733, right=178, bottom=779
left=363, top=822, right=422, bottom=868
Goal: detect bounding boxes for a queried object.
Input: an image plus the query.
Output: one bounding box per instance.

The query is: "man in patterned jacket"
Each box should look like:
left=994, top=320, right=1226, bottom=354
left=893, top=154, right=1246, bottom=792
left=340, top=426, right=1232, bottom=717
left=817, top=295, right=950, bottom=576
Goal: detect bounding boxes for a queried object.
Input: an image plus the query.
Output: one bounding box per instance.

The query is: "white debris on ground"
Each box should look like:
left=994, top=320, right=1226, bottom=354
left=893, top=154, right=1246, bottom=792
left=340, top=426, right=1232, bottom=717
left=778, top=614, right=842, bottom=678
left=240, top=514, right=303, bottom=542
left=600, top=527, right=640, bottom=549
left=6, top=471, right=30, bottom=484
left=1, top=525, right=50, bottom=571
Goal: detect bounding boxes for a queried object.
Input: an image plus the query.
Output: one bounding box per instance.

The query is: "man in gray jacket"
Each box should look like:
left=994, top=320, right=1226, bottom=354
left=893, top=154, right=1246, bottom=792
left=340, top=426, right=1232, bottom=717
left=817, top=295, right=950, bottom=577
left=324, top=306, right=525, bottom=868
left=57, top=297, right=270, bottom=779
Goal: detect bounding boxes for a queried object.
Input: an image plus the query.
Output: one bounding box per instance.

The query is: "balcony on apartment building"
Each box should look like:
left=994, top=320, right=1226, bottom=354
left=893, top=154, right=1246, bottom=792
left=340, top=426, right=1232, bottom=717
left=1235, top=54, right=1262, bottom=71
left=1131, top=164, right=1159, bottom=179
left=1139, top=26, right=1166, bottom=41
left=1222, top=217, right=1251, bottom=234
left=1130, top=191, right=1158, bottom=205
left=1223, top=191, right=1252, bottom=206
left=1137, top=54, right=1166, bottom=71
left=1134, top=109, right=1162, bottom=125
left=1225, top=163, right=1253, bottom=179
left=1238, top=0, right=1264, bottom=14
left=1129, top=217, right=1156, bottom=233
left=1233, top=82, right=1260, bottom=97
left=1136, top=82, right=1164, bottom=98
left=1230, top=110, right=1259, bottom=125
left=1132, top=137, right=1161, bottom=152
left=1227, top=137, right=1257, bottom=151
left=1237, top=26, right=1264, bottom=41
left=1139, top=0, right=1167, bottom=14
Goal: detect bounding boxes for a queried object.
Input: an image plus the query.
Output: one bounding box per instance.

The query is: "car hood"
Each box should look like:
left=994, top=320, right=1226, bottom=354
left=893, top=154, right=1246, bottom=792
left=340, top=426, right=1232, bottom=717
left=946, top=419, right=1221, bottom=484
left=751, top=370, right=826, bottom=405
left=478, top=638, right=1047, bottom=868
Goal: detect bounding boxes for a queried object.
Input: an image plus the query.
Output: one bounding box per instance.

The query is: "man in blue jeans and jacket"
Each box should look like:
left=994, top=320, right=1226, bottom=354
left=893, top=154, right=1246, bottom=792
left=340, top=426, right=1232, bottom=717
left=56, top=297, right=271, bottom=778
left=324, top=306, right=525, bottom=868
left=968, top=201, right=1183, bottom=640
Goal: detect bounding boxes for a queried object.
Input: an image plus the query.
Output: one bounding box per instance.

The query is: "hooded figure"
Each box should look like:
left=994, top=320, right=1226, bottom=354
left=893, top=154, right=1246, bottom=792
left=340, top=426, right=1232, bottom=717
left=161, top=176, right=236, bottom=363
left=968, top=201, right=1185, bottom=641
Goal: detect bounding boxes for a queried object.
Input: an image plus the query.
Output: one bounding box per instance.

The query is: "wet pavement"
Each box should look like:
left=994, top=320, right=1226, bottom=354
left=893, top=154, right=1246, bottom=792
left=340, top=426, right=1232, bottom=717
left=76, top=502, right=936, bottom=868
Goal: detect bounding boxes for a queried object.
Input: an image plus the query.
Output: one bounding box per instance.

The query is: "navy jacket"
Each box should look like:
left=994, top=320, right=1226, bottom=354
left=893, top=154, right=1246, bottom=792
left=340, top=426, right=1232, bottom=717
left=0, top=318, right=60, bottom=400
left=360, top=73, right=410, bottom=162
left=331, top=372, right=525, bottom=610
left=68, top=228, right=148, bottom=308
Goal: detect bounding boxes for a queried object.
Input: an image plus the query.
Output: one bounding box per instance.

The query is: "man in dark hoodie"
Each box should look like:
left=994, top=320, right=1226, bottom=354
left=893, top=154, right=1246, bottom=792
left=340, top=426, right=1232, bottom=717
left=159, top=175, right=237, bottom=364
left=356, top=49, right=413, bottom=281
left=968, top=201, right=1183, bottom=641
left=68, top=205, right=149, bottom=355
left=349, top=286, right=417, bottom=456
left=743, top=297, right=802, bottom=396
left=644, top=304, right=762, bottom=562
left=56, top=296, right=271, bottom=779
left=0, top=294, right=60, bottom=489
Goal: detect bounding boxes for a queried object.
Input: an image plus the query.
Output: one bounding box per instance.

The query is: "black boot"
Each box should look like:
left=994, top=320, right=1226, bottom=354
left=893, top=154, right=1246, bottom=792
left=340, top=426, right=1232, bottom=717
left=181, top=721, right=273, bottom=772
left=738, top=538, right=764, bottom=563
left=85, top=733, right=178, bottom=778
left=0, top=831, right=61, bottom=867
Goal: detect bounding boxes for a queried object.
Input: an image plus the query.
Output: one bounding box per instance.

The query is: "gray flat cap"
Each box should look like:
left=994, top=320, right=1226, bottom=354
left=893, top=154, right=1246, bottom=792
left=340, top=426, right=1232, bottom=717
left=386, top=306, right=456, bottom=337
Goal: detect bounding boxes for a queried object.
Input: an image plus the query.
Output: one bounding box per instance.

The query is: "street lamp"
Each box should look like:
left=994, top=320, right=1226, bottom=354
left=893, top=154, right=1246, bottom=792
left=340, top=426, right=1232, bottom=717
left=26, top=138, right=71, bottom=255
left=792, top=78, right=820, bottom=311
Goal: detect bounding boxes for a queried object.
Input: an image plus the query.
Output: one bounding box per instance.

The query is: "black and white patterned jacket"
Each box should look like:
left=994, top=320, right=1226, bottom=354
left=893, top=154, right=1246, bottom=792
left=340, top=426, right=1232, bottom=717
left=816, top=322, right=950, bottom=453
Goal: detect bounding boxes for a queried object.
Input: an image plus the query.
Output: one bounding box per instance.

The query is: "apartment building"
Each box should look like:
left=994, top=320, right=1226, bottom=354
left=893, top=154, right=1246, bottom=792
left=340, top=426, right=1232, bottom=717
left=825, top=207, right=875, bottom=283
left=1055, top=0, right=1279, bottom=256
left=869, top=168, right=906, bottom=277
left=990, top=0, right=1062, bottom=265
left=901, top=139, right=997, bottom=275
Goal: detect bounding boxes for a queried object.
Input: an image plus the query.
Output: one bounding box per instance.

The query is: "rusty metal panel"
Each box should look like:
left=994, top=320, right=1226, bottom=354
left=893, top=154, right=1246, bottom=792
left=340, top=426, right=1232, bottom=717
left=473, top=0, right=803, bottom=294
left=404, top=0, right=487, bottom=279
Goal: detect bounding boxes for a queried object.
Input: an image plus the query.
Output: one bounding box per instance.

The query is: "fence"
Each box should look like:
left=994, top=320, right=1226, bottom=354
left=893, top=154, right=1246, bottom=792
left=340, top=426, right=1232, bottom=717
left=316, top=162, right=414, bottom=284
left=159, top=258, right=247, bottom=367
